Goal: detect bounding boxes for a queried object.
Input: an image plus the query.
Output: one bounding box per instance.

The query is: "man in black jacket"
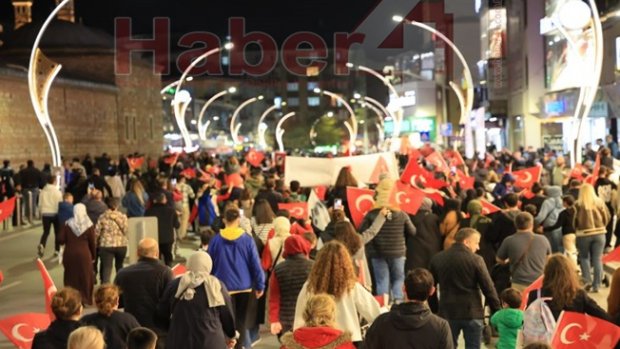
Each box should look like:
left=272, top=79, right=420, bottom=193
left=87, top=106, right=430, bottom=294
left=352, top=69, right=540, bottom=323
left=144, top=193, right=180, bottom=266
left=115, top=238, right=172, bottom=349
left=430, top=228, right=501, bottom=349
left=364, top=268, right=454, bottom=349
left=488, top=193, right=520, bottom=250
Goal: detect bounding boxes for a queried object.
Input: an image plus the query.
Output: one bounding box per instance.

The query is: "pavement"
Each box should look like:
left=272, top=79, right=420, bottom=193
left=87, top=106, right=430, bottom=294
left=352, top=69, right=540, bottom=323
left=0, top=222, right=613, bottom=349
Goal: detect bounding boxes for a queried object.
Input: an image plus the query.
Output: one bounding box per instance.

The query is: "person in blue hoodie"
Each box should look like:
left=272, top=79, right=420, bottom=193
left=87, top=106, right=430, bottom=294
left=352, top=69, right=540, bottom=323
left=209, top=206, right=265, bottom=349
left=58, top=192, right=74, bottom=227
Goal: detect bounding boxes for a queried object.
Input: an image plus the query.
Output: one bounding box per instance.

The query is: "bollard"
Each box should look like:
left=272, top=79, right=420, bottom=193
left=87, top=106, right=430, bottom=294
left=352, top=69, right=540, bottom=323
left=16, top=195, right=22, bottom=227
left=28, top=191, right=33, bottom=223
left=138, top=221, right=146, bottom=241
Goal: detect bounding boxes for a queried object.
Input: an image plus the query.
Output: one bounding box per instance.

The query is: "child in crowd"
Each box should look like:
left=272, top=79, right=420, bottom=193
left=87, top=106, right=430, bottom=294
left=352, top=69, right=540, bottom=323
left=199, top=228, right=214, bottom=253
left=57, top=192, right=74, bottom=227
left=491, top=288, right=524, bottom=349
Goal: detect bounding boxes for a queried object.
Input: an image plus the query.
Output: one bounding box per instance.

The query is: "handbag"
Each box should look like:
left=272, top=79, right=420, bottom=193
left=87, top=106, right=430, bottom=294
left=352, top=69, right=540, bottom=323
left=491, top=234, right=535, bottom=292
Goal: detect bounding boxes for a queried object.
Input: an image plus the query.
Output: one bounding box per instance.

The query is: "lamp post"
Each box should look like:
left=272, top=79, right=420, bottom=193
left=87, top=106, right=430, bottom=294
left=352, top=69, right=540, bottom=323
left=551, top=0, right=603, bottom=166
left=356, top=100, right=386, bottom=150
left=173, top=43, right=233, bottom=152
left=393, top=15, right=474, bottom=144
left=347, top=63, right=403, bottom=141
left=257, top=101, right=286, bottom=149
left=230, top=95, right=264, bottom=145
left=275, top=112, right=296, bottom=152
left=197, top=86, right=236, bottom=141
left=313, top=88, right=358, bottom=153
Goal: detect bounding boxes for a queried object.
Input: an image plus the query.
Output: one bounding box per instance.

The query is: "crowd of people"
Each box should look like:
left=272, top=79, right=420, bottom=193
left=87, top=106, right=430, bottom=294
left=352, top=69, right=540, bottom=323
left=2, top=135, right=620, bottom=348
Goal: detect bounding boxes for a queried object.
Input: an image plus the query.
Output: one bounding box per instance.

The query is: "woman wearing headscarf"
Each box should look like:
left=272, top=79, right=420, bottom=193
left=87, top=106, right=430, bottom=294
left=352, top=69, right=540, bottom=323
left=461, top=200, right=495, bottom=272
left=59, top=203, right=97, bottom=305
left=158, top=251, right=236, bottom=349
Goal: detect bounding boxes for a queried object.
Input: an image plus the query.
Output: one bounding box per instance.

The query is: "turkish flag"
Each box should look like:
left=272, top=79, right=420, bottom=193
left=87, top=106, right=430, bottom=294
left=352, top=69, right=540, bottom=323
left=455, top=170, right=475, bottom=190
left=197, top=169, right=211, bottom=183
left=444, top=149, right=465, bottom=167
left=180, top=168, right=196, bottom=179
left=127, top=157, right=144, bottom=171
left=0, top=313, right=50, bottom=349
left=419, top=144, right=435, bottom=157
left=0, top=270, right=3, bottom=285
left=570, top=164, right=587, bottom=181
left=401, top=158, right=433, bottom=187
left=369, top=156, right=390, bottom=184
left=551, top=311, right=620, bottom=348
left=0, top=197, right=16, bottom=222
left=520, top=276, right=543, bottom=310
left=511, top=166, right=541, bottom=189
left=346, top=187, right=375, bottom=229
left=388, top=181, right=424, bottom=215
left=602, top=246, right=620, bottom=264
left=480, top=200, right=501, bottom=215
left=484, top=153, right=495, bottom=168
left=163, top=153, right=180, bottom=165
left=586, top=154, right=601, bottom=185
left=171, top=263, right=187, bottom=278
left=314, top=186, right=327, bottom=201
left=245, top=149, right=265, bottom=168
left=279, top=202, right=309, bottom=221
left=35, top=259, right=56, bottom=322
left=425, top=151, right=449, bottom=173
left=189, top=205, right=198, bottom=225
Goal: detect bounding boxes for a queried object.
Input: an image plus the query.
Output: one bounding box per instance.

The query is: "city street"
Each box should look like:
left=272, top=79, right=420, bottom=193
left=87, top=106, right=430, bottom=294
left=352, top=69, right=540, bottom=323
left=0, top=222, right=615, bottom=349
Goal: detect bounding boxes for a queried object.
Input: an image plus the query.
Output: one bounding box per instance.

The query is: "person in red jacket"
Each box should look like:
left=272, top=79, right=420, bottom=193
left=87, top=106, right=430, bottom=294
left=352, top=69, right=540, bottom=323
left=280, top=293, right=355, bottom=349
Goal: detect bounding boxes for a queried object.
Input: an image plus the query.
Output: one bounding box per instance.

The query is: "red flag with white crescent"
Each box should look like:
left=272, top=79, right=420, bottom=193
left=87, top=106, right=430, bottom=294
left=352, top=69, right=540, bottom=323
left=346, top=187, right=375, bottom=229
left=585, top=153, right=601, bottom=185
left=570, top=164, right=587, bottom=181
left=550, top=311, right=620, bottom=348
left=425, top=151, right=449, bottom=173
left=0, top=313, right=51, bottom=349
left=314, top=186, right=327, bottom=201
left=455, top=170, right=475, bottom=190
left=180, top=168, right=196, bottom=179
left=511, top=166, right=541, bottom=190
left=245, top=149, right=265, bottom=168
left=278, top=202, right=309, bottom=221
left=388, top=181, right=424, bottom=215
left=401, top=158, right=433, bottom=187
left=197, top=169, right=211, bottom=183
left=35, top=259, right=56, bottom=322
left=480, top=200, right=501, bottom=215
left=163, top=153, right=180, bottom=166
left=520, top=276, right=543, bottom=310
left=369, top=156, right=390, bottom=184
left=0, top=197, right=16, bottom=222
left=444, top=149, right=465, bottom=167
left=171, top=263, right=187, bottom=278
left=127, top=157, right=144, bottom=171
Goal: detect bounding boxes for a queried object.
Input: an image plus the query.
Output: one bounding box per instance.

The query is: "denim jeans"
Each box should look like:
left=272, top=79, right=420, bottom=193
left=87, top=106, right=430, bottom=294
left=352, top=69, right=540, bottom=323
left=448, top=319, right=483, bottom=349
left=544, top=228, right=564, bottom=254
left=99, top=246, right=127, bottom=284
left=40, top=215, right=59, bottom=252
left=576, top=234, right=605, bottom=290
left=371, top=256, right=405, bottom=302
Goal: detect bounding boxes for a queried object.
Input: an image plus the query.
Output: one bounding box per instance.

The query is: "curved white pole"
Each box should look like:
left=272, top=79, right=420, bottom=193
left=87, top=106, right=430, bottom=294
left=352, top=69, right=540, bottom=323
left=173, top=47, right=223, bottom=152
left=276, top=112, right=296, bottom=152
left=198, top=89, right=229, bottom=140
left=316, top=89, right=357, bottom=153
left=257, top=105, right=278, bottom=149
left=363, top=96, right=392, bottom=126
left=28, top=0, right=70, bottom=167
left=230, top=97, right=260, bottom=145
left=358, top=101, right=386, bottom=149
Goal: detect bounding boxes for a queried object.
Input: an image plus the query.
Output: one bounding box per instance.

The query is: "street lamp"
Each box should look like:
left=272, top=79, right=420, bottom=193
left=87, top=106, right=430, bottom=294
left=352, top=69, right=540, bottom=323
left=275, top=112, right=296, bottom=152
left=230, top=95, right=264, bottom=145
left=257, top=103, right=282, bottom=149
left=197, top=86, right=236, bottom=141
left=393, top=15, right=474, bottom=141
left=173, top=43, right=233, bottom=152
left=313, top=88, right=358, bottom=153
left=550, top=0, right=603, bottom=166
left=356, top=100, right=386, bottom=150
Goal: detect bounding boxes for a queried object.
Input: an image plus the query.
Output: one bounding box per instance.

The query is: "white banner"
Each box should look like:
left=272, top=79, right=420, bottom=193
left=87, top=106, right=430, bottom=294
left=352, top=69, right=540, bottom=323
left=284, top=152, right=399, bottom=187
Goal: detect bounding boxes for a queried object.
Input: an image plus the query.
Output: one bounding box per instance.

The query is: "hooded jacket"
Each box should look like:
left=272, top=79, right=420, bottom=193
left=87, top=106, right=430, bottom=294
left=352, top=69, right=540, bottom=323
left=364, top=302, right=454, bottom=349
left=209, top=226, right=265, bottom=292
left=280, top=327, right=355, bottom=349
left=535, top=186, right=563, bottom=228
left=490, top=308, right=523, bottom=349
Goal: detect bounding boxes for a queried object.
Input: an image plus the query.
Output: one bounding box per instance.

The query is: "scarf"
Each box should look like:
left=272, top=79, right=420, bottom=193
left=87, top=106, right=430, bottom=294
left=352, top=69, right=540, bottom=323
left=67, top=203, right=93, bottom=237
left=175, top=252, right=225, bottom=308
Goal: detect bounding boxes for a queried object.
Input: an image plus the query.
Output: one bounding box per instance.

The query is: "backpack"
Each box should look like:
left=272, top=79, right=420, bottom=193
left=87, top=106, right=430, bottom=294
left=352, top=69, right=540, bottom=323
left=522, top=289, right=556, bottom=345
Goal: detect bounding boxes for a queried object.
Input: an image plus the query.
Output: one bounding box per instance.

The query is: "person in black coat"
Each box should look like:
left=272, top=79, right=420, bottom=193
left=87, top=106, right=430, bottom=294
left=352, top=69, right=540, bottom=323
left=487, top=193, right=520, bottom=250
left=157, top=251, right=236, bottom=349
left=144, top=192, right=180, bottom=266
left=253, top=178, right=284, bottom=215
left=81, top=284, right=141, bottom=349
left=114, top=238, right=173, bottom=348
left=406, top=198, right=441, bottom=271
left=365, top=268, right=454, bottom=349
left=430, top=228, right=501, bottom=349
left=32, top=288, right=83, bottom=349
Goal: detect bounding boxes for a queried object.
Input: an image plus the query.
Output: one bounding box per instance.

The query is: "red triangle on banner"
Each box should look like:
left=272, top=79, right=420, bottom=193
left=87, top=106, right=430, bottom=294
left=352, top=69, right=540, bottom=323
left=369, top=156, right=390, bottom=184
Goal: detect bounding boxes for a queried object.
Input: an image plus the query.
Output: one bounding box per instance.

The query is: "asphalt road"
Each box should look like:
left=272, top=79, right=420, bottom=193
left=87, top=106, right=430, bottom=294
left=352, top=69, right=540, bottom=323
left=0, top=223, right=613, bottom=349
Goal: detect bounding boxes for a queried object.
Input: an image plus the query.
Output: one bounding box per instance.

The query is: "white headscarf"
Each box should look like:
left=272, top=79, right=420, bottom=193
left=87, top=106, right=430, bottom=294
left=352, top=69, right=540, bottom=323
left=175, top=252, right=225, bottom=308
left=67, top=203, right=93, bottom=237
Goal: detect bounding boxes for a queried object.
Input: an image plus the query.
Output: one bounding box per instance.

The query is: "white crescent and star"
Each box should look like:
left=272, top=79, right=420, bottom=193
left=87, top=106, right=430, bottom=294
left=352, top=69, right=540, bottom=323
left=11, top=323, right=36, bottom=343
left=355, top=194, right=374, bottom=212
left=516, top=171, right=533, bottom=184
left=410, top=175, right=438, bottom=195
left=290, top=207, right=305, bottom=217
left=395, top=192, right=411, bottom=205
left=560, top=323, right=583, bottom=344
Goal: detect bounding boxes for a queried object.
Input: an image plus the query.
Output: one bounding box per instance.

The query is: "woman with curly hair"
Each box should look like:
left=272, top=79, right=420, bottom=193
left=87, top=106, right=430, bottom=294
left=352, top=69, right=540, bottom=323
left=282, top=294, right=355, bottom=349
left=293, top=241, right=381, bottom=345
left=526, top=254, right=610, bottom=321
